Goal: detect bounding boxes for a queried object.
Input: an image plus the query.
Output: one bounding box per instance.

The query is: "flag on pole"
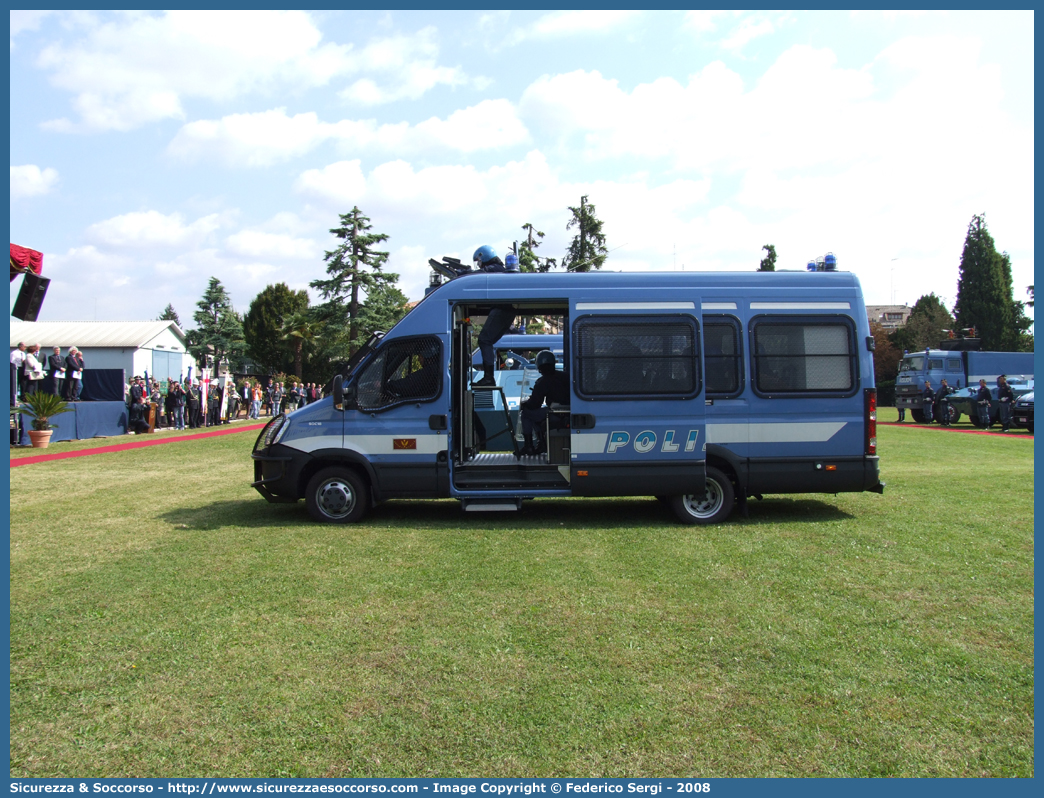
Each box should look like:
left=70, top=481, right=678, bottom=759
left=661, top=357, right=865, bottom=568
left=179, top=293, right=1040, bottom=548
left=200, top=367, right=210, bottom=427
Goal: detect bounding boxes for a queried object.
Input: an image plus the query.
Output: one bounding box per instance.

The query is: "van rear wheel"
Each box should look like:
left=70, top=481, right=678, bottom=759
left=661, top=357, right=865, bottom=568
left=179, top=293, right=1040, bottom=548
left=306, top=467, right=369, bottom=524
left=670, top=467, right=735, bottom=525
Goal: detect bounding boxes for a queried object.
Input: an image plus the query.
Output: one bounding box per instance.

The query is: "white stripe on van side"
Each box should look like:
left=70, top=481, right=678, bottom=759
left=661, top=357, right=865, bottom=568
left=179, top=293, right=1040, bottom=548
left=575, top=302, right=696, bottom=310
left=749, top=302, right=851, bottom=310
left=285, top=434, right=445, bottom=455
left=702, top=302, right=738, bottom=310
left=706, top=421, right=846, bottom=444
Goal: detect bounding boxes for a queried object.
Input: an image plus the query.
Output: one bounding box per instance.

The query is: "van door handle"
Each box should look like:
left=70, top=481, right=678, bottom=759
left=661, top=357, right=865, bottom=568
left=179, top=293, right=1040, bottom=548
left=429, top=415, right=447, bottom=430
left=571, top=413, right=595, bottom=429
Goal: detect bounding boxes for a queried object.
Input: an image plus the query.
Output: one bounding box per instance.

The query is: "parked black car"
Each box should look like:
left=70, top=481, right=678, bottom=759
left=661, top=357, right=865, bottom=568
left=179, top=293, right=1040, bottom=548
left=1012, top=391, right=1033, bottom=433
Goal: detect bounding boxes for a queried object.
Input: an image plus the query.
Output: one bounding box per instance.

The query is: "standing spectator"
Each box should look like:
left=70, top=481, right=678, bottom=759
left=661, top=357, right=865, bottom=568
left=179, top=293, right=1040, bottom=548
left=922, top=380, right=935, bottom=424
left=240, top=381, right=251, bottom=418
left=10, top=342, right=27, bottom=402
left=975, top=378, right=992, bottom=429
left=47, top=346, right=65, bottom=397
left=996, top=375, right=1016, bottom=432
left=262, top=382, right=273, bottom=416
left=271, top=382, right=285, bottom=415
left=64, top=347, right=85, bottom=401
left=187, top=380, right=201, bottom=428
left=250, top=381, right=262, bottom=419
left=170, top=381, right=186, bottom=430
left=23, top=345, right=45, bottom=396
left=935, top=378, right=954, bottom=427
left=150, top=381, right=163, bottom=427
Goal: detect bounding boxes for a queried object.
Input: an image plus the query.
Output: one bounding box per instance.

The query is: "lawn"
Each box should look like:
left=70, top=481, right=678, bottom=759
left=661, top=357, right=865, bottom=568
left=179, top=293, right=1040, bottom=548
left=8, top=418, right=1034, bottom=778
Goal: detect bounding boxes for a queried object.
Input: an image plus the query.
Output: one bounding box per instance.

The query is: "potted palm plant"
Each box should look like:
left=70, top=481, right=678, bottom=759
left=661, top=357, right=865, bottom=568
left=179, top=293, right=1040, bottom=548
left=20, top=391, right=73, bottom=448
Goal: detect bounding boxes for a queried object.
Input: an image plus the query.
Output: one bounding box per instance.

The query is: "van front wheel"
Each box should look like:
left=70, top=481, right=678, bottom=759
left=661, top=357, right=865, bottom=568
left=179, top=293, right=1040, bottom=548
left=670, top=467, right=735, bottom=525
left=306, top=467, right=369, bottom=524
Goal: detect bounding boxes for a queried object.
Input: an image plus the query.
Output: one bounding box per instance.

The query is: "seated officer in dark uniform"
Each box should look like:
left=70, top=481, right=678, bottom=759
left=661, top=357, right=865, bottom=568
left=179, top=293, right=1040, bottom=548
left=518, top=350, right=569, bottom=457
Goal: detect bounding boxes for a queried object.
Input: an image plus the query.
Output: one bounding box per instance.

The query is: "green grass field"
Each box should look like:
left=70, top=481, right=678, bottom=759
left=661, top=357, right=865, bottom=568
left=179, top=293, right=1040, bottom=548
left=9, top=415, right=1034, bottom=777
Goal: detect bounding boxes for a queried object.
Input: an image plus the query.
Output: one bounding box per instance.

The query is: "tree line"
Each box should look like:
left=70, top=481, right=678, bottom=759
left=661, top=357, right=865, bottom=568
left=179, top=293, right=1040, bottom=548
left=167, top=196, right=612, bottom=384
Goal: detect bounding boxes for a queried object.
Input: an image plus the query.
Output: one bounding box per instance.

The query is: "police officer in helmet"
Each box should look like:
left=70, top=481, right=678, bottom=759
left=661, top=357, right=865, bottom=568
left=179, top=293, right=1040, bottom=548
left=473, top=245, right=519, bottom=387
left=518, top=350, right=569, bottom=457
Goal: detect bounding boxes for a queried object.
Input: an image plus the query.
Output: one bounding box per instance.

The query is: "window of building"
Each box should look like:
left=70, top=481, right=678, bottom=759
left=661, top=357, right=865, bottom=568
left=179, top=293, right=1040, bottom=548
left=752, top=319, right=856, bottom=394
left=574, top=316, right=700, bottom=398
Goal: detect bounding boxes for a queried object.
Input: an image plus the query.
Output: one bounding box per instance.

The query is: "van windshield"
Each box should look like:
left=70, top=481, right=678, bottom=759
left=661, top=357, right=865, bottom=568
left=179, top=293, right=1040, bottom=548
left=900, top=356, right=925, bottom=372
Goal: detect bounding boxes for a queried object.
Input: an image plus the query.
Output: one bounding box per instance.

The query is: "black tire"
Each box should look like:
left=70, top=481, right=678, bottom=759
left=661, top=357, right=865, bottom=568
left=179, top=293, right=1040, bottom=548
left=911, top=409, right=925, bottom=423
left=305, top=467, right=369, bottom=524
left=948, top=407, right=961, bottom=424
left=669, top=466, right=735, bottom=525
left=1027, top=422, right=1034, bottom=434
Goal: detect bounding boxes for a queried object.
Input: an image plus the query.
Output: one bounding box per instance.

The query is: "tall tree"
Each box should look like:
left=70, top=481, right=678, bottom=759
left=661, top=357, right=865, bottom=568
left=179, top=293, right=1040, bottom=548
left=157, top=303, right=182, bottom=327
left=356, top=282, right=410, bottom=337
left=280, top=311, right=323, bottom=379
left=186, top=277, right=246, bottom=371
left=519, top=222, right=557, bottom=273
left=869, top=321, right=902, bottom=385
left=891, top=293, right=955, bottom=352
left=953, top=214, right=1030, bottom=351
left=562, top=195, right=608, bottom=272
left=758, top=244, right=777, bottom=272
left=310, top=207, right=400, bottom=354
left=243, top=283, right=309, bottom=374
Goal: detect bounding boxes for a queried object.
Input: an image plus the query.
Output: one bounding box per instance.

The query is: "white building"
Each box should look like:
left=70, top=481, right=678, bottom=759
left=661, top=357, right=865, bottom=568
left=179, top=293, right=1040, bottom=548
left=9, top=320, right=193, bottom=382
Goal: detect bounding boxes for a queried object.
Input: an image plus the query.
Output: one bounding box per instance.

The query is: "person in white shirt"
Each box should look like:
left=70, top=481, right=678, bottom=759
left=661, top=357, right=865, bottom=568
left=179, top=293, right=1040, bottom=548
left=10, top=342, right=27, bottom=401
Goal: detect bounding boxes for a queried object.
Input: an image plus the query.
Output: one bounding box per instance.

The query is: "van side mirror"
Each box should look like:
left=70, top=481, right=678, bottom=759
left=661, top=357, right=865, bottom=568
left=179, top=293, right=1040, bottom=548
left=333, top=375, right=353, bottom=411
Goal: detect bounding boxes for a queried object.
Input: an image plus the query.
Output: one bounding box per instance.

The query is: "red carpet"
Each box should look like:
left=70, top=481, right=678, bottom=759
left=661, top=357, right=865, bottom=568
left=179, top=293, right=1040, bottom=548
left=11, top=422, right=267, bottom=467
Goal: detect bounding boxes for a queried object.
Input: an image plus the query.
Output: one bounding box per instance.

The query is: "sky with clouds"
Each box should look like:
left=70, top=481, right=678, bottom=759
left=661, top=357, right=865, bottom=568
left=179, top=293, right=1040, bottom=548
left=10, top=9, right=1034, bottom=330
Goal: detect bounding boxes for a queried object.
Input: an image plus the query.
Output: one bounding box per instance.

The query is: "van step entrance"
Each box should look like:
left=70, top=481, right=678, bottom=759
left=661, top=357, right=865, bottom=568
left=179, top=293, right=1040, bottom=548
left=462, top=498, right=522, bottom=512
left=454, top=452, right=570, bottom=490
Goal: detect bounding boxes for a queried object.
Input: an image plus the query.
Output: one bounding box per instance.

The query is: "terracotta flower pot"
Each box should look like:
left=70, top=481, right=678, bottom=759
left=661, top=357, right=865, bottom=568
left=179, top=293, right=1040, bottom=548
left=28, top=429, right=53, bottom=448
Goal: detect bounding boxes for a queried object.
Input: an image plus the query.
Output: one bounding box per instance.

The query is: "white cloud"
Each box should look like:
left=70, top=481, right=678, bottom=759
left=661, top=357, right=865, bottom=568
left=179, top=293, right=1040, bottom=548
left=36, top=10, right=353, bottom=131
left=337, top=26, right=467, bottom=105
left=86, top=210, right=224, bottom=248
left=225, top=230, right=320, bottom=260
left=10, top=10, right=55, bottom=41
left=168, top=100, right=528, bottom=166
left=503, top=10, right=643, bottom=47
left=11, top=165, right=59, bottom=198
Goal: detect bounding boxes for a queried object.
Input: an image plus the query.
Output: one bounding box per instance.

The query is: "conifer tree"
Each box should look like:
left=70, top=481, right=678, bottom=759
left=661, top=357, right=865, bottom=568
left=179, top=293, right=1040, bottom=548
left=953, top=214, right=1030, bottom=351
left=311, top=207, right=401, bottom=354
left=562, top=195, right=608, bottom=272
left=187, top=277, right=246, bottom=371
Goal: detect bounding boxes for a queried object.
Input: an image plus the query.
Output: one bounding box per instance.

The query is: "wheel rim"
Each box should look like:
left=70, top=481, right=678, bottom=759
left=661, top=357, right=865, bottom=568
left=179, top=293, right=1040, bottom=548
left=316, top=478, right=357, bottom=519
left=682, top=478, right=724, bottom=519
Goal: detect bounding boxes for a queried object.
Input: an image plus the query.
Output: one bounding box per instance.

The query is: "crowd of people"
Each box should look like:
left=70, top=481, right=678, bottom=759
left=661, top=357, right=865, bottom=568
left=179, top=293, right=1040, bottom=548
left=121, top=376, right=326, bottom=433
left=10, top=342, right=85, bottom=403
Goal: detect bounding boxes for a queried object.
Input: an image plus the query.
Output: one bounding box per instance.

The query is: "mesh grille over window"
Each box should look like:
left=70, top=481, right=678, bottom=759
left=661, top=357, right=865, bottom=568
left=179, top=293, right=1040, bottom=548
left=753, top=322, right=854, bottom=393
left=705, top=320, right=741, bottom=395
left=356, top=337, right=441, bottom=411
left=575, top=318, right=699, bottom=397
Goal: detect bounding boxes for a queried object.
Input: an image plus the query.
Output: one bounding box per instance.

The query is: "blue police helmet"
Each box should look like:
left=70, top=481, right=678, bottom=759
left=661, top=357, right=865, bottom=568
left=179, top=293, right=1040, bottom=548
left=473, top=245, right=498, bottom=267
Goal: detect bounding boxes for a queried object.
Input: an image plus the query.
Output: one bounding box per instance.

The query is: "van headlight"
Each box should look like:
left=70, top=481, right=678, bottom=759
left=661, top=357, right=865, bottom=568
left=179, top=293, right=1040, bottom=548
left=264, top=415, right=290, bottom=447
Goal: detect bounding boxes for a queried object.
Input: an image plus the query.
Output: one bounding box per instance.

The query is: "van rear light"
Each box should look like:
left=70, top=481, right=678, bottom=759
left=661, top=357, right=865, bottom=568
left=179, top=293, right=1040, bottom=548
left=865, top=388, right=877, bottom=455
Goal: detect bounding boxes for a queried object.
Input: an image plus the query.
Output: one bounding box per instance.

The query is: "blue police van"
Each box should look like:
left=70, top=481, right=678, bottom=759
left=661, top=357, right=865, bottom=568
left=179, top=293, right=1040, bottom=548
left=252, top=268, right=884, bottom=525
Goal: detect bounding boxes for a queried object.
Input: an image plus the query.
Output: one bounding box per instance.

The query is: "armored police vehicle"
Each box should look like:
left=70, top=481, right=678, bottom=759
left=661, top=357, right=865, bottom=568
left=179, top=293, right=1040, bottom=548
left=252, top=267, right=884, bottom=525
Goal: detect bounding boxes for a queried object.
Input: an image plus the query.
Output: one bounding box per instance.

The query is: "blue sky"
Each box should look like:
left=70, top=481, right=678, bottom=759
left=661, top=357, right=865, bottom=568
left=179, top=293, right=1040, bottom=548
left=10, top=10, right=1035, bottom=328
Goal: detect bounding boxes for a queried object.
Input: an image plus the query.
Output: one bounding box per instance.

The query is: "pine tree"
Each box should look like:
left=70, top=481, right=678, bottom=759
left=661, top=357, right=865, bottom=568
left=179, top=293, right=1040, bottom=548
left=758, top=244, right=777, bottom=272
left=243, top=283, right=309, bottom=374
left=953, top=214, right=1028, bottom=351
left=562, top=196, right=608, bottom=272
left=158, top=303, right=182, bottom=327
left=519, top=222, right=557, bottom=273
left=310, top=207, right=400, bottom=354
left=187, top=277, right=246, bottom=371
left=279, top=311, right=323, bottom=380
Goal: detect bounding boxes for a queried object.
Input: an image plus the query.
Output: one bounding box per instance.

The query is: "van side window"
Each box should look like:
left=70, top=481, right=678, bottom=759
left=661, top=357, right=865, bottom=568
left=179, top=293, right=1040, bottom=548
left=752, top=319, right=856, bottom=395
left=947, top=358, right=962, bottom=371
left=574, top=316, right=700, bottom=398
left=356, top=337, right=442, bottom=411
left=929, top=358, right=943, bottom=370
left=704, top=317, right=742, bottom=396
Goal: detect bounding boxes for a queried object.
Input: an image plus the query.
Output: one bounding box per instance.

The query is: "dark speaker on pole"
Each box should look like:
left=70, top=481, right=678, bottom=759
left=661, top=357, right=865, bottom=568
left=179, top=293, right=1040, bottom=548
left=12, top=273, right=50, bottom=321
